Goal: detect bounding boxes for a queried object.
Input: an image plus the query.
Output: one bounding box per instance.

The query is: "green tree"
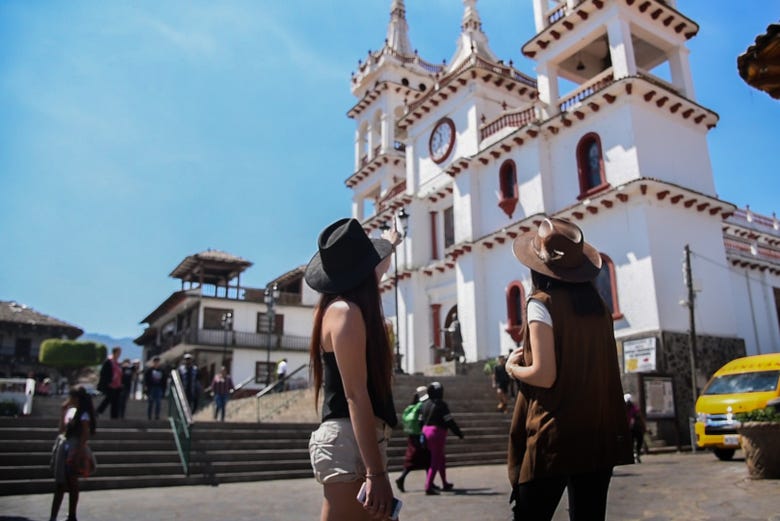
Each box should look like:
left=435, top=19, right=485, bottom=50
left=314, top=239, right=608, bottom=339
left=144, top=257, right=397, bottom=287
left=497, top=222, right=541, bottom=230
left=39, top=339, right=107, bottom=383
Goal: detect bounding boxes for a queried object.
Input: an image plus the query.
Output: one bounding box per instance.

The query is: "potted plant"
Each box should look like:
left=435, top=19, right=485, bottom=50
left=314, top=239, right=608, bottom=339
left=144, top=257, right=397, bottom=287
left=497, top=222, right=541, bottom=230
left=736, top=398, right=780, bottom=479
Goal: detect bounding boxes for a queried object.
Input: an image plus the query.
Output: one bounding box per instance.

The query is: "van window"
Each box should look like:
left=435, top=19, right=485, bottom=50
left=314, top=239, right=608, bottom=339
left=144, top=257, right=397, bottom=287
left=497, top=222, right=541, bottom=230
left=702, top=370, right=780, bottom=395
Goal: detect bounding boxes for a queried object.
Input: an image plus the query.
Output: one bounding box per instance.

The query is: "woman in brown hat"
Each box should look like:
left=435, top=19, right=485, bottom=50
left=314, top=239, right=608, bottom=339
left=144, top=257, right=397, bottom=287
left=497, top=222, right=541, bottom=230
left=305, top=218, right=401, bottom=521
left=506, top=217, right=632, bottom=521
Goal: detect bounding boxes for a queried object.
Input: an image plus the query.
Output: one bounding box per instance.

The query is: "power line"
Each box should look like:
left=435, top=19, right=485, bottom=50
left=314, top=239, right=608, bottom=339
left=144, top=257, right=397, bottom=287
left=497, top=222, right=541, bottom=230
left=689, top=250, right=773, bottom=285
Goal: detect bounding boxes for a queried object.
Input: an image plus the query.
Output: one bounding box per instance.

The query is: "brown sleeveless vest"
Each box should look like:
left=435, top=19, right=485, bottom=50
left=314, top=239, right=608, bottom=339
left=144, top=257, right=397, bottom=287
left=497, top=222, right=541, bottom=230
left=507, top=288, right=633, bottom=485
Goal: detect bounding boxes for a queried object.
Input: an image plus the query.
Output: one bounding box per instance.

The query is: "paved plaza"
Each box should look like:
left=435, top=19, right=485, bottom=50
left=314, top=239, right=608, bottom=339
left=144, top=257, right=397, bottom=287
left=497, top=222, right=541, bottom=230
left=1, top=451, right=778, bottom=521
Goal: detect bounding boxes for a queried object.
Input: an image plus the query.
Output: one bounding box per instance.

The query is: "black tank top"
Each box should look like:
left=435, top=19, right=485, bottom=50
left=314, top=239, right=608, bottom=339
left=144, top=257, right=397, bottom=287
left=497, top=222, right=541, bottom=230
left=321, top=351, right=397, bottom=427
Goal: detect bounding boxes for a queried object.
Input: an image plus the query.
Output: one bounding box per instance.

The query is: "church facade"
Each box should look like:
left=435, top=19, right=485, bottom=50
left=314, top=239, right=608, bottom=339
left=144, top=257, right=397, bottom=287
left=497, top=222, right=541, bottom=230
left=343, top=0, right=780, bottom=435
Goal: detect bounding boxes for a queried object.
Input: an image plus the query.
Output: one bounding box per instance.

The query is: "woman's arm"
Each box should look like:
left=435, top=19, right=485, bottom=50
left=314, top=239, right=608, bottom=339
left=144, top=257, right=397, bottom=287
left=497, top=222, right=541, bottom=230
left=505, top=321, right=556, bottom=388
left=324, top=301, right=394, bottom=516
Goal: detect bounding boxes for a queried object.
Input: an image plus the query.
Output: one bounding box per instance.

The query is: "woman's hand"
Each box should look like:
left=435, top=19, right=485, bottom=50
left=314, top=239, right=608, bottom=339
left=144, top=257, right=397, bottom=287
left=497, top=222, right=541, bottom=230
left=380, top=228, right=402, bottom=247
left=505, top=346, right=524, bottom=378
left=362, top=473, right=395, bottom=520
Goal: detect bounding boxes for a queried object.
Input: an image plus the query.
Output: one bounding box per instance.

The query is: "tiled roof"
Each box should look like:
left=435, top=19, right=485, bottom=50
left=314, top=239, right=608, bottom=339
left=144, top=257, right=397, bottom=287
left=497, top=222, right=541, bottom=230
left=0, top=301, right=83, bottom=336
left=737, top=23, right=780, bottom=99
left=169, top=249, right=253, bottom=282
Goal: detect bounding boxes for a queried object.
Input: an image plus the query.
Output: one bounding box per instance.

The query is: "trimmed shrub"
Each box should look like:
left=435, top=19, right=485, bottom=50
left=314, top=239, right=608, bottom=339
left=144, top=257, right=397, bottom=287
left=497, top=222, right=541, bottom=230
left=39, top=339, right=107, bottom=368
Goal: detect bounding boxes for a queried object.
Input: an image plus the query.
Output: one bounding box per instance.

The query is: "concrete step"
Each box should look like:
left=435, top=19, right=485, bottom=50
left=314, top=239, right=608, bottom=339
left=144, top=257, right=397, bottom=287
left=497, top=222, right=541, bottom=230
left=1, top=374, right=515, bottom=495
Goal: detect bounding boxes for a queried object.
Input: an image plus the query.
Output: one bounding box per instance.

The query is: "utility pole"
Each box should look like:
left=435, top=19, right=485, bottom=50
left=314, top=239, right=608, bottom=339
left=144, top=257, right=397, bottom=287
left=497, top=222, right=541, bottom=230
left=684, top=245, right=699, bottom=409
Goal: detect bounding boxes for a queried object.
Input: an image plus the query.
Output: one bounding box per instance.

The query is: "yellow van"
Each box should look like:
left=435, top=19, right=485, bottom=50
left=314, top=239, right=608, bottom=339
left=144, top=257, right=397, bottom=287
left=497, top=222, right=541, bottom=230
left=695, top=353, right=780, bottom=460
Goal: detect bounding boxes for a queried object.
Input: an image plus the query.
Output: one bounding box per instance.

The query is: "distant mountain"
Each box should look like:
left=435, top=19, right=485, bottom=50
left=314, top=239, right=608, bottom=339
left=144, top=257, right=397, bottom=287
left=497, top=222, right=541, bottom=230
left=79, top=333, right=142, bottom=361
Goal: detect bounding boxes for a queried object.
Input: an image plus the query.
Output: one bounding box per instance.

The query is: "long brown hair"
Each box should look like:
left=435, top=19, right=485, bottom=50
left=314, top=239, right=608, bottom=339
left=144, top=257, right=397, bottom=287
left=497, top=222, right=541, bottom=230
left=309, top=271, right=394, bottom=409
left=530, top=269, right=606, bottom=317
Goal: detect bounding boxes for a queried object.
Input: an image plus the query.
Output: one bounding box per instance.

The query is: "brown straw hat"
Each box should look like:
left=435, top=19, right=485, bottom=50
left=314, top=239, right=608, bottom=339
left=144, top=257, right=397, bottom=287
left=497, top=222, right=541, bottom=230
left=304, top=218, right=393, bottom=294
left=512, top=217, right=602, bottom=282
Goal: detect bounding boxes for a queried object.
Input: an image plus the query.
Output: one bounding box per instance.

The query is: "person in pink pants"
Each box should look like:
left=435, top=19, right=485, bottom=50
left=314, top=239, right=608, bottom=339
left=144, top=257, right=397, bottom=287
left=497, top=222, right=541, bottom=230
left=419, top=382, right=464, bottom=495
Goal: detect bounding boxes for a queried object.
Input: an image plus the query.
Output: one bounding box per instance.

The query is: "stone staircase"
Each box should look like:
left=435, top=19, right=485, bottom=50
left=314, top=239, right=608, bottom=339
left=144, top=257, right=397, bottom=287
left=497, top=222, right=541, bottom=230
left=1, top=372, right=511, bottom=495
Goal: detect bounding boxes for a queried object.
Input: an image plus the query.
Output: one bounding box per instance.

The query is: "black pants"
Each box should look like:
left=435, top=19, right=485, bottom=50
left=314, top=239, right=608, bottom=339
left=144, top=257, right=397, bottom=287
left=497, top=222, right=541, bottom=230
left=96, top=388, right=121, bottom=419
left=511, top=468, right=613, bottom=521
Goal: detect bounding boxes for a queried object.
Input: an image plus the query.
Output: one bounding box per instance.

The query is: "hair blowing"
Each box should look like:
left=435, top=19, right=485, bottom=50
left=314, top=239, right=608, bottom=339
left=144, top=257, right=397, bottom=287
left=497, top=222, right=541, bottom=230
left=309, top=272, right=394, bottom=409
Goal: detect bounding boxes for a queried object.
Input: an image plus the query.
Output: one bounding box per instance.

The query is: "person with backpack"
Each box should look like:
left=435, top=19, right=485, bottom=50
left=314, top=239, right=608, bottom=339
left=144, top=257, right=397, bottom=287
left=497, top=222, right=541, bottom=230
left=420, top=381, right=464, bottom=495
left=395, top=386, right=431, bottom=493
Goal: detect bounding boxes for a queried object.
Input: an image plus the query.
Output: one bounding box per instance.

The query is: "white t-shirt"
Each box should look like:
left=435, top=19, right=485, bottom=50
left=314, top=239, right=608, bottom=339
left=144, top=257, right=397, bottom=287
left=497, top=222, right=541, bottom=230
left=527, top=299, right=553, bottom=327
left=64, top=407, right=89, bottom=424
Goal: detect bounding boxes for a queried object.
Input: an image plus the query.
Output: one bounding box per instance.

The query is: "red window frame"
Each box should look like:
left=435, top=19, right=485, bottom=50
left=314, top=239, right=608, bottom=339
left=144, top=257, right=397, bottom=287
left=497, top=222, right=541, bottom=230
left=498, top=160, right=519, bottom=218
left=576, top=132, right=609, bottom=199
left=596, top=253, right=622, bottom=320
left=505, top=280, right=525, bottom=343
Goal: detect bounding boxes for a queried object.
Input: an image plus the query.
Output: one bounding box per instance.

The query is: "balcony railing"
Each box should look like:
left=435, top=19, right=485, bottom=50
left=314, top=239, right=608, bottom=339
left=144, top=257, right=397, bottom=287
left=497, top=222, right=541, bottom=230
left=558, top=67, right=615, bottom=113
left=545, top=4, right=566, bottom=25
left=159, top=328, right=311, bottom=353
left=480, top=105, right=540, bottom=141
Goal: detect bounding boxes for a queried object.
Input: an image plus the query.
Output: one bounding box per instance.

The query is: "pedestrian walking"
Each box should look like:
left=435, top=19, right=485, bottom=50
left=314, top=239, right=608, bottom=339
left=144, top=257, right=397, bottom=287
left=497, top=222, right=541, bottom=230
left=395, top=385, right=431, bottom=493
left=144, top=356, right=167, bottom=420
left=49, top=386, right=97, bottom=521
left=118, top=359, right=136, bottom=419
left=492, top=355, right=510, bottom=413
left=420, top=381, right=464, bottom=495
left=624, top=393, right=646, bottom=463
left=208, top=366, right=234, bottom=422
left=506, top=217, right=633, bottom=521
left=178, top=353, right=199, bottom=413
left=305, top=218, right=400, bottom=521
left=96, top=346, right=123, bottom=419
left=275, top=358, right=288, bottom=392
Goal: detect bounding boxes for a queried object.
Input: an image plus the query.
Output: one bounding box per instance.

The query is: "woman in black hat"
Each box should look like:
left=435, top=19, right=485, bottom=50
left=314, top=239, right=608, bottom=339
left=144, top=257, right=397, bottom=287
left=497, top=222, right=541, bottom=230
left=506, top=217, right=632, bottom=521
left=305, top=218, right=400, bottom=521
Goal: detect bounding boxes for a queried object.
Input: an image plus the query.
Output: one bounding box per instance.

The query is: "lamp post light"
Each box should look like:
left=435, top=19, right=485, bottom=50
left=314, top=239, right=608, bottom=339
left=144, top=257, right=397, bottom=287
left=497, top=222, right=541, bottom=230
left=264, top=283, right=280, bottom=388
left=382, top=209, right=409, bottom=374
left=220, top=311, right=233, bottom=367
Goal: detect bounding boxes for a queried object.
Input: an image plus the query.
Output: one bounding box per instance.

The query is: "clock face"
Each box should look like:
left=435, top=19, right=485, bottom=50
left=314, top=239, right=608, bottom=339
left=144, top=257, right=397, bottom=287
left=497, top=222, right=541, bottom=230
left=429, top=118, right=455, bottom=164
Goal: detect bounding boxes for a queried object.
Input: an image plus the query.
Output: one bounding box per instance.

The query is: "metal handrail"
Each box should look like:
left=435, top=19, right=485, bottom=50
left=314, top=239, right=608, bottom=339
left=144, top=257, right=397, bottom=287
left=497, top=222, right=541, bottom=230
left=232, top=373, right=256, bottom=392
left=255, top=363, right=308, bottom=422
left=168, top=369, right=193, bottom=476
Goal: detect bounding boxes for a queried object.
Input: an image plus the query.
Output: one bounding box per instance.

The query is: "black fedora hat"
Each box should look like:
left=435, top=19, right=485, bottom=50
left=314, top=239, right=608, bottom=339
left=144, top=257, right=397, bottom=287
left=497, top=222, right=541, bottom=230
left=512, top=217, right=602, bottom=282
left=304, top=218, right=393, bottom=294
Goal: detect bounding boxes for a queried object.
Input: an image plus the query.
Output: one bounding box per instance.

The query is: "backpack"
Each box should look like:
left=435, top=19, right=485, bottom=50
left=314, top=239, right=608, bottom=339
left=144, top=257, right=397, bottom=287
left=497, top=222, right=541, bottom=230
left=401, top=401, right=423, bottom=436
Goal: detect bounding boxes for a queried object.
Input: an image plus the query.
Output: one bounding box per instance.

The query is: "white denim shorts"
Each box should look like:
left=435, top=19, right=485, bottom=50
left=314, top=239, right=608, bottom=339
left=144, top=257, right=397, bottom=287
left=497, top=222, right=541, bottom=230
left=309, top=417, right=391, bottom=484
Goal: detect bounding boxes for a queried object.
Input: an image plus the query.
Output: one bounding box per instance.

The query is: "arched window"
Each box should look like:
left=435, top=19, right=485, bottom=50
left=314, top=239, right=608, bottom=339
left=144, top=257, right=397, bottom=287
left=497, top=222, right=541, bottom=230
left=505, top=280, right=525, bottom=343
left=594, top=253, right=622, bottom=319
left=576, top=133, right=608, bottom=198
left=498, top=160, right=519, bottom=218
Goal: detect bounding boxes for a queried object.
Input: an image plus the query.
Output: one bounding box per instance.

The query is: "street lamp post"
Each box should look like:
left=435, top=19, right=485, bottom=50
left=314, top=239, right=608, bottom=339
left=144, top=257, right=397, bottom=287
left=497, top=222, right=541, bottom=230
left=264, top=283, right=280, bottom=388
left=220, top=311, right=233, bottom=367
left=382, top=209, right=409, bottom=374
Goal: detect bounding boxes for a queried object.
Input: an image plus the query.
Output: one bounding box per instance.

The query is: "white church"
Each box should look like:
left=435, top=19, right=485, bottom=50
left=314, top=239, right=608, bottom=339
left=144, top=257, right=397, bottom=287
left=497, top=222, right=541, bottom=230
left=344, top=0, right=780, bottom=431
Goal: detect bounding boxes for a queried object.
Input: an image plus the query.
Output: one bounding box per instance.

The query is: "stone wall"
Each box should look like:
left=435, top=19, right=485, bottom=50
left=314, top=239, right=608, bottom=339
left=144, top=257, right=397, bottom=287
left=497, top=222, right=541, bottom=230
left=621, top=331, right=745, bottom=447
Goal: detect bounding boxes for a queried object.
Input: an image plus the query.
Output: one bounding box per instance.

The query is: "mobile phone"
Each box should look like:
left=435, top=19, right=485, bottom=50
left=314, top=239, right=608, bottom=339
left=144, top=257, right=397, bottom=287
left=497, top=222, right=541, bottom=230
left=357, top=482, right=403, bottom=521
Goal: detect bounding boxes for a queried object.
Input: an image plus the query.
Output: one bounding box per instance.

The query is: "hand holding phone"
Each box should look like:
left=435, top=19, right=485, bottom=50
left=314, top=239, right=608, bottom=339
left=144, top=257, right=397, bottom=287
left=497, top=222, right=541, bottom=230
left=357, top=481, right=403, bottom=520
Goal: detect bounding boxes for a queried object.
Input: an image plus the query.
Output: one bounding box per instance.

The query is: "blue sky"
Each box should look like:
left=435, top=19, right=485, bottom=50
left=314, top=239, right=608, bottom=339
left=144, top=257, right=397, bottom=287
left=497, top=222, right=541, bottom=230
left=1, top=1, right=778, bottom=340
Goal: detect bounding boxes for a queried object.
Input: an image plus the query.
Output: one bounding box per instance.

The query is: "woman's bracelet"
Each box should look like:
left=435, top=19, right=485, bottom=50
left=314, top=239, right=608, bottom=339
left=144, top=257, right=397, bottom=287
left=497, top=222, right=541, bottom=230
left=366, top=470, right=386, bottom=478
